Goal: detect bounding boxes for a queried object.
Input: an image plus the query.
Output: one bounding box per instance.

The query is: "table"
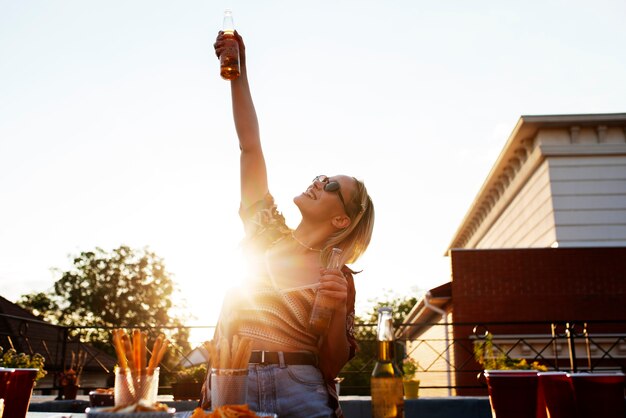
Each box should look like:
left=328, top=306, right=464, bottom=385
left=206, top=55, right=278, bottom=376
left=27, top=397, right=494, bottom=418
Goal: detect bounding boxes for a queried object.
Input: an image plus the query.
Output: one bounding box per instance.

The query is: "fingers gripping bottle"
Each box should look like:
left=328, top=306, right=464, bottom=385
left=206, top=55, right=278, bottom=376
left=220, top=10, right=240, bottom=80
left=308, top=248, right=343, bottom=335
left=371, top=307, right=404, bottom=418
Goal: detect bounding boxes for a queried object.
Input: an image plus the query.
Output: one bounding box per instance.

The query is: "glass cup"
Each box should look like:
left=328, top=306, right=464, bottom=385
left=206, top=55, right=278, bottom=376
left=210, top=368, right=248, bottom=408
left=114, top=368, right=159, bottom=407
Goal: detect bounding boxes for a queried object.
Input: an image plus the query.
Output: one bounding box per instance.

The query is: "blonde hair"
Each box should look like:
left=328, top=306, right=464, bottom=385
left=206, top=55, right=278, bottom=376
left=321, top=177, right=375, bottom=265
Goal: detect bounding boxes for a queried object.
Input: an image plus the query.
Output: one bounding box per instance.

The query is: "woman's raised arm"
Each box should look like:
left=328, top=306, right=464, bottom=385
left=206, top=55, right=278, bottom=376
left=214, top=31, right=268, bottom=210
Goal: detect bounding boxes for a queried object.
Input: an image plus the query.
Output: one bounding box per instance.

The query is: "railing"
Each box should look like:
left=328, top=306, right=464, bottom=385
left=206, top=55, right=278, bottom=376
left=339, top=320, right=626, bottom=396
left=2, top=314, right=625, bottom=396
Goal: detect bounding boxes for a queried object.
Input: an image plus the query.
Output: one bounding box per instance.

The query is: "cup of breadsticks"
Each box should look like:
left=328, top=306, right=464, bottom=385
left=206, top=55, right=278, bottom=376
left=204, top=336, right=253, bottom=408
left=111, top=329, right=169, bottom=408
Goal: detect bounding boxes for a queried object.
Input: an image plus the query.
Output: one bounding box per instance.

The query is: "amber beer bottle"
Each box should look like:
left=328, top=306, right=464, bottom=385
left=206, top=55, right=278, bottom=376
left=371, top=307, right=404, bottom=418
left=220, top=10, right=240, bottom=80
left=308, top=248, right=343, bottom=335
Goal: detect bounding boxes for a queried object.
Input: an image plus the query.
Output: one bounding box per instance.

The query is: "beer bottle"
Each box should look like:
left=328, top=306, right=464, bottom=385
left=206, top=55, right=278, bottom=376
left=220, top=10, right=240, bottom=80
left=371, top=306, right=404, bottom=418
left=308, top=248, right=342, bottom=335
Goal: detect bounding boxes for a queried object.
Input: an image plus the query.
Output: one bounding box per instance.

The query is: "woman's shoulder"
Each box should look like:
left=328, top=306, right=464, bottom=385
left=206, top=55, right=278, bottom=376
left=239, top=193, right=275, bottom=219
left=239, top=192, right=291, bottom=248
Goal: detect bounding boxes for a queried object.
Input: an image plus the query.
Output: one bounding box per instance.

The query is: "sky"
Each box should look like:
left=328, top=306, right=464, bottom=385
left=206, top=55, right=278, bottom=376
left=1, top=0, right=626, bottom=344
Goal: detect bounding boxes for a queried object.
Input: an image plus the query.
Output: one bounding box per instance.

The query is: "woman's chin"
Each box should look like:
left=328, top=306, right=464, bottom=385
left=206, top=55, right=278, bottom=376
left=293, top=193, right=306, bottom=205
left=293, top=195, right=309, bottom=215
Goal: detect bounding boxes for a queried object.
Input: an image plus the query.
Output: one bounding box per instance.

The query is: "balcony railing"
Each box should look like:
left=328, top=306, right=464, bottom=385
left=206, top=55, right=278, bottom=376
left=2, top=313, right=625, bottom=396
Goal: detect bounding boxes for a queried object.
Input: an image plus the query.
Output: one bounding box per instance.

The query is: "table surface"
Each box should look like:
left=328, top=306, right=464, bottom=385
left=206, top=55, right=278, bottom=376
left=27, top=396, right=497, bottom=418
left=27, top=412, right=254, bottom=418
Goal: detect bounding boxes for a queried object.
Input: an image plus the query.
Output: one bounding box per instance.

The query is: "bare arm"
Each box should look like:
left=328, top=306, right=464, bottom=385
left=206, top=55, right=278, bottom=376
left=215, top=31, right=268, bottom=210
left=317, top=268, right=352, bottom=380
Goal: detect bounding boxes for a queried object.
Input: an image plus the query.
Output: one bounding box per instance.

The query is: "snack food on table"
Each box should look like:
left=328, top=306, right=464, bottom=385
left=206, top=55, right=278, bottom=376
left=190, top=404, right=264, bottom=418
left=98, top=399, right=171, bottom=413
left=111, top=328, right=170, bottom=408
left=203, top=335, right=253, bottom=369
left=93, top=388, right=115, bottom=395
left=89, top=387, right=115, bottom=407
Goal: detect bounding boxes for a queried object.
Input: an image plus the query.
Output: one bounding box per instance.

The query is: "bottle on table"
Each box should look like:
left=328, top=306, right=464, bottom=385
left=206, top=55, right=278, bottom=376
left=220, top=10, right=240, bottom=80
left=371, top=306, right=404, bottom=418
left=308, top=248, right=343, bottom=335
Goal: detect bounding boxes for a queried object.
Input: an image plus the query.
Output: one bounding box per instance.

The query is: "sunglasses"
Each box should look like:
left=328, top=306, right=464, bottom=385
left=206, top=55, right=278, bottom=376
left=313, top=175, right=349, bottom=215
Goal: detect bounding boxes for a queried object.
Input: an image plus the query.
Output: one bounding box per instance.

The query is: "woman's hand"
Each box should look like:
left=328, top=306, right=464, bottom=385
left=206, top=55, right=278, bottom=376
left=213, top=30, right=246, bottom=68
left=318, top=268, right=348, bottom=309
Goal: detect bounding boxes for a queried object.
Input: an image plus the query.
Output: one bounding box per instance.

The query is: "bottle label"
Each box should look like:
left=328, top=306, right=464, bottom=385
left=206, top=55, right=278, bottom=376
left=371, top=377, right=404, bottom=418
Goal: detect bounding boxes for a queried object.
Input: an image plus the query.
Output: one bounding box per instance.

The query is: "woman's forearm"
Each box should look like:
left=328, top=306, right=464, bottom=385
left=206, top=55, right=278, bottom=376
left=319, top=305, right=351, bottom=379
left=230, top=71, right=261, bottom=153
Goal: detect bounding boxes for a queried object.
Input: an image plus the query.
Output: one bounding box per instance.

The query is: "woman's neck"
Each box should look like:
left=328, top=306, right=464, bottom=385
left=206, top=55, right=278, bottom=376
left=293, top=223, right=329, bottom=252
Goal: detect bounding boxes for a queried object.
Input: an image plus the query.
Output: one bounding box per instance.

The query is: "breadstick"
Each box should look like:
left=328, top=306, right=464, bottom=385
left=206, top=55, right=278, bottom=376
left=231, top=335, right=240, bottom=364
left=232, top=337, right=245, bottom=369
left=203, top=340, right=218, bottom=368
left=240, top=338, right=253, bottom=369
left=132, top=329, right=141, bottom=372
left=122, top=333, right=136, bottom=375
left=154, top=338, right=169, bottom=368
left=139, top=332, right=147, bottom=371
left=113, top=330, right=128, bottom=370
left=147, top=334, right=163, bottom=374
left=219, top=338, right=230, bottom=369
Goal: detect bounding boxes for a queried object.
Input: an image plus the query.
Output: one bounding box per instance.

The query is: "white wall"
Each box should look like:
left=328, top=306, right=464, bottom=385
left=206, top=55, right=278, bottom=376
left=476, top=160, right=557, bottom=248
left=549, top=155, right=626, bottom=246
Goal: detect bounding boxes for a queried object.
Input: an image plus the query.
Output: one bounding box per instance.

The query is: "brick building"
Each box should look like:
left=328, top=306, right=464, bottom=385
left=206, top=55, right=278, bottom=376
left=400, top=113, right=626, bottom=396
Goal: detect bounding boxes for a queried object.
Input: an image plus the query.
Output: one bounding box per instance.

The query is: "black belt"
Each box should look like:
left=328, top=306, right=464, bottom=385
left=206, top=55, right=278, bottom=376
left=248, top=351, right=318, bottom=366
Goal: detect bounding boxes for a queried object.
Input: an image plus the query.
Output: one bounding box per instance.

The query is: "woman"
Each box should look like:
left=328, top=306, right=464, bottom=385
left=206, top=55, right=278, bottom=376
left=210, top=31, right=375, bottom=418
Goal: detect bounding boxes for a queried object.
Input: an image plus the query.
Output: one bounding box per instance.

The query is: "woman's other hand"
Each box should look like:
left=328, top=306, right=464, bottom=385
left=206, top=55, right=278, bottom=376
left=318, top=268, right=348, bottom=309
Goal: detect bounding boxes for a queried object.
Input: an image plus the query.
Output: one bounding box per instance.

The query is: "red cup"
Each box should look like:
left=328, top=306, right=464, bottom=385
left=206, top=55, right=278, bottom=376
left=484, top=370, right=538, bottom=418
left=0, top=368, right=14, bottom=396
left=568, top=372, right=626, bottom=418
left=536, top=372, right=576, bottom=418
left=2, top=368, right=38, bottom=418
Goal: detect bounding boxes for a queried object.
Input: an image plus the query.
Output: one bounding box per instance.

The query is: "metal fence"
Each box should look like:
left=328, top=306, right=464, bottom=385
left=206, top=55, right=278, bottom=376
left=2, top=313, right=625, bottom=396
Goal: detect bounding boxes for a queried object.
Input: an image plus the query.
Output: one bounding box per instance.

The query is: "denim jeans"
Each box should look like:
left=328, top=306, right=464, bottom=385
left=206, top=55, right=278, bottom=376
left=247, top=363, right=334, bottom=418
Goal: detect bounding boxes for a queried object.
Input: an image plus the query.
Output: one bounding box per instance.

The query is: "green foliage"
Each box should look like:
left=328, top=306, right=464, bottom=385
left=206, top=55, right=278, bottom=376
left=339, top=289, right=420, bottom=395
left=402, top=357, right=419, bottom=380
left=0, top=346, right=47, bottom=380
left=174, top=364, right=207, bottom=383
left=473, top=333, right=548, bottom=371
left=359, top=289, right=419, bottom=328
left=17, top=245, right=191, bottom=365
left=17, top=292, right=59, bottom=323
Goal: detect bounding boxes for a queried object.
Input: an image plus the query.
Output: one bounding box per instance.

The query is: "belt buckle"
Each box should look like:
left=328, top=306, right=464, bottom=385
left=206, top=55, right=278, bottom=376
left=261, top=350, right=266, bottom=364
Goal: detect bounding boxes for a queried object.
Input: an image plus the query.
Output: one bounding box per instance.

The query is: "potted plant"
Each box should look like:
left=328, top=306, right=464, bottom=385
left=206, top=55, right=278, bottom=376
left=474, top=333, right=547, bottom=418
left=0, top=345, right=47, bottom=418
left=58, top=350, right=87, bottom=400
left=172, top=364, right=207, bottom=401
left=402, top=357, right=420, bottom=399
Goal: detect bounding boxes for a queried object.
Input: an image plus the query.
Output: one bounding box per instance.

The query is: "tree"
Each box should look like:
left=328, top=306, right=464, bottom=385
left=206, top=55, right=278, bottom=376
left=339, top=289, right=420, bottom=395
left=18, top=245, right=190, bottom=364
